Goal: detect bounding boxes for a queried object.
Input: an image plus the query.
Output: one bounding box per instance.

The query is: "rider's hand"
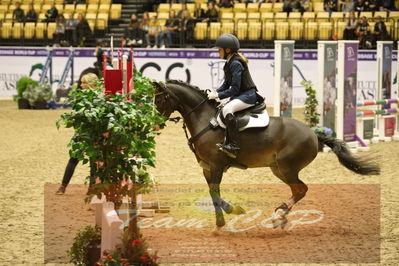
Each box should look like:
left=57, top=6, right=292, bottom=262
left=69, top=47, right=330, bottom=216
left=207, top=91, right=219, bottom=100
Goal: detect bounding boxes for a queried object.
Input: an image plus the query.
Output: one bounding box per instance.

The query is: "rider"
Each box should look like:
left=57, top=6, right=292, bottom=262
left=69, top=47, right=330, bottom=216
left=207, top=34, right=259, bottom=158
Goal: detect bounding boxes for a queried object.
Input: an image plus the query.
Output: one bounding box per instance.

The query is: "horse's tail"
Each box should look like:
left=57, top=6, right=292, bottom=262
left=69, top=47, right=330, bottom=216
left=317, top=135, right=380, bottom=175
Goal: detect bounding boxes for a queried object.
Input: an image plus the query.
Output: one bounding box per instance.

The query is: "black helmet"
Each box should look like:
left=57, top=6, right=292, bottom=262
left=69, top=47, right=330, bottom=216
left=215, top=34, right=240, bottom=50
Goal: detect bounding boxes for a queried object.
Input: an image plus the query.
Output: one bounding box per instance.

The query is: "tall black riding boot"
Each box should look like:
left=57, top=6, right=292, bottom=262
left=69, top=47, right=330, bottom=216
left=217, top=113, right=240, bottom=158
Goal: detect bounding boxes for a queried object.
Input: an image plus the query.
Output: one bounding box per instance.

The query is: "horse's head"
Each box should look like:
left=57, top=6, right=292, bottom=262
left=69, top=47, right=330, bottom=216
left=152, top=80, right=217, bottom=131
left=152, top=81, right=178, bottom=120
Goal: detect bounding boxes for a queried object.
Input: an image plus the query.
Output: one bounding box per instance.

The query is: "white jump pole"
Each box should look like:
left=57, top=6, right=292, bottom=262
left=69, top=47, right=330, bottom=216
left=274, top=40, right=295, bottom=117
left=317, top=41, right=338, bottom=129
left=112, top=58, right=119, bottom=69
left=336, top=40, right=359, bottom=150
left=122, top=54, right=128, bottom=95
left=110, top=36, right=114, bottom=63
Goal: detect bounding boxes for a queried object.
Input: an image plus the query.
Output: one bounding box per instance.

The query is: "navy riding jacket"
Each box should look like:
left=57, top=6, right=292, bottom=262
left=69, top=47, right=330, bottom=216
left=216, top=60, right=257, bottom=104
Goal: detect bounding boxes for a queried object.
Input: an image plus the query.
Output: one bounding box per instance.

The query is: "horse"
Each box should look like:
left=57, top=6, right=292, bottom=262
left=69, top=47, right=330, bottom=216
left=152, top=80, right=380, bottom=233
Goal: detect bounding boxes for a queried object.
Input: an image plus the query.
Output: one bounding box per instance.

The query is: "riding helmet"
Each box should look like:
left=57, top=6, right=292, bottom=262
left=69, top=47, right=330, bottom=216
left=215, top=34, right=240, bottom=50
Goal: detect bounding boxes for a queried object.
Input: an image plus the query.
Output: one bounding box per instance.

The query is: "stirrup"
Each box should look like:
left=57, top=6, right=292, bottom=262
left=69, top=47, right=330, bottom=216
left=216, top=143, right=240, bottom=158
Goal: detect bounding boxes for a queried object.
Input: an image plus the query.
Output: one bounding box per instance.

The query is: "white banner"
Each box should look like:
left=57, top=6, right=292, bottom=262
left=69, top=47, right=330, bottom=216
left=0, top=48, right=397, bottom=106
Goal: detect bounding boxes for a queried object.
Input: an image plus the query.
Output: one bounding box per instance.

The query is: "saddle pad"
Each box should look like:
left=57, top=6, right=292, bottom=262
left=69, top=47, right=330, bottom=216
left=217, top=109, right=270, bottom=132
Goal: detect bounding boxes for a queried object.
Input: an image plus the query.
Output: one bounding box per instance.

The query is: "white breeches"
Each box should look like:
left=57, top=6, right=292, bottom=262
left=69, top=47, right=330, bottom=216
left=222, top=99, right=255, bottom=117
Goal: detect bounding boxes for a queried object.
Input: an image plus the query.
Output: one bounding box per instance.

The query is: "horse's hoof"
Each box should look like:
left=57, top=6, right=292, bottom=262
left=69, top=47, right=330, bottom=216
left=272, top=209, right=286, bottom=220
left=212, top=226, right=223, bottom=236
left=231, top=206, right=246, bottom=215
left=272, top=217, right=288, bottom=229
left=272, top=209, right=288, bottom=228
left=280, top=217, right=288, bottom=229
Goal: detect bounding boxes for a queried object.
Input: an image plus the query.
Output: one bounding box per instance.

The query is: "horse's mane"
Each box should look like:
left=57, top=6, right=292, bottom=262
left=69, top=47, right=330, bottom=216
left=166, top=80, right=208, bottom=98
left=165, top=80, right=219, bottom=108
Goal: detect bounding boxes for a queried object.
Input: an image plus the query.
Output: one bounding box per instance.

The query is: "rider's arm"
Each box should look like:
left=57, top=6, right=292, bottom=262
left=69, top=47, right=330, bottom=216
left=216, top=78, right=228, bottom=93
left=217, top=60, right=244, bottom=100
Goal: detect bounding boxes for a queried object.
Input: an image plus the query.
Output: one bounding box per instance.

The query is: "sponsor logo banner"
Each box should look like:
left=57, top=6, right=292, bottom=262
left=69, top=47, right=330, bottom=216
left=0, top=48, right=396, bottom=105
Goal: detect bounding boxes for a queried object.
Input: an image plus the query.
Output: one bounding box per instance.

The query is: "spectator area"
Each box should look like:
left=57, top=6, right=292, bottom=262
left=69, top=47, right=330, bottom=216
left=0, top=0, right=122, bottom=45
left=183, top=1, right=399, bottom=47
left=0, top=0, right=398, bottom=48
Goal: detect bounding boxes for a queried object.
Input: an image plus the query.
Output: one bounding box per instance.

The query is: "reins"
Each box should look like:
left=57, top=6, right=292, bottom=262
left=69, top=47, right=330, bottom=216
left=155, top=84, right=215, bottom=160
left=181, top=97, right=211, bottom=159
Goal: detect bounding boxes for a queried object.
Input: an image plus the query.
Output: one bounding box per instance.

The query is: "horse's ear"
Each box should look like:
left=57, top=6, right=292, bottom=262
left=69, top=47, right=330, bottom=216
left=151, top=81, right=166, bottom=92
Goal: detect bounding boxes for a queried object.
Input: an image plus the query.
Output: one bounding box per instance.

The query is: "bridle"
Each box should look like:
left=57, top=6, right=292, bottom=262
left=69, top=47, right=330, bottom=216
left=155, top=85, right=214, bottom=160
left=155, top=89, right=207, bottom=120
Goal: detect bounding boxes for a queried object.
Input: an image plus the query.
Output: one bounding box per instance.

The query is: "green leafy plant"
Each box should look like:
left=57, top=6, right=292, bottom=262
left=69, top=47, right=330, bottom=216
left=302, top=80, right=320, bottom=127
left=57, top=72, right=164, bottom=263
left=14, top=77, right=38, bottom=101
left=68, top=225, right=101, bottom=266
left=22, top=83, right=53, bottom=105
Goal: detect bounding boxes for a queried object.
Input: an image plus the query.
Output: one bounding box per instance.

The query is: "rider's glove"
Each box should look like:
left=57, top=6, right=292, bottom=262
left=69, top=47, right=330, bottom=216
left=207, top=91, right=219, bottom=100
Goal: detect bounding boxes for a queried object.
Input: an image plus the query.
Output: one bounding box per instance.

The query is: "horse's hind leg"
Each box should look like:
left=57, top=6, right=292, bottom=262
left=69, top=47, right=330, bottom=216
left=270, top=165, right=308, bottom=228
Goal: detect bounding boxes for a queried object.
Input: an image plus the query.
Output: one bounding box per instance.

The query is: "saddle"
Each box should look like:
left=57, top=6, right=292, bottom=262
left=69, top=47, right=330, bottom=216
left=214, top=102, right=270, bottom=132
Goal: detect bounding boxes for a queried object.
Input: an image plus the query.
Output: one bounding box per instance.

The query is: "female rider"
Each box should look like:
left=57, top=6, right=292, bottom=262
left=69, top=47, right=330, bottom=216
left=207, top=34, right=260, bottom=158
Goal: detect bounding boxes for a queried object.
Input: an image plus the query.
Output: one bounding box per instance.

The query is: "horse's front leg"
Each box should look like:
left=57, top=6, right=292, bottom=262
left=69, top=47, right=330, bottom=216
left=203, top=168, right=245, bottom=234
left=203, top=168, right=225, bottom=229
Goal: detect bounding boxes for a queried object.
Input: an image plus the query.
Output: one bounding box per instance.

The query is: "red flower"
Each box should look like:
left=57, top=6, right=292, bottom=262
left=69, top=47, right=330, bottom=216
left=106, top=254, right=112, bottom=260
left=102, top=249, right=110, bottom=255
left=123, top=264, right=130, bottom=266
left=133, top=239, right=142, bottom=245
left=94, top=263, right=102, bottom=266
left=119, top=258, right=127, bottom=263
left=140, top=255, right=148, bottom=261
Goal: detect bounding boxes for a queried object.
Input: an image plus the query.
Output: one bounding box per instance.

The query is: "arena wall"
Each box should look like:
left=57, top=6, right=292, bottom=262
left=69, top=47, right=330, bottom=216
left=0, top=47, right=397, bottom=106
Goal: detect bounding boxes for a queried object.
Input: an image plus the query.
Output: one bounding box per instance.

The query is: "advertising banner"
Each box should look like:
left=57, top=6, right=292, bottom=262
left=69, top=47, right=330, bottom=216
left=377, top=41, right=393, bottom=110
left=273, top=41, right=294, bottom=117
left=343, top=42, right=358, bottom=142
left=384, top=116, right=396, bottom=137
left=317, top=41, right=337, bottom=130
left=0, top=48, right=397, bottom=108
left=337, top=41, right=359, bottom=141
left=363, top=118, right=374, bottom=140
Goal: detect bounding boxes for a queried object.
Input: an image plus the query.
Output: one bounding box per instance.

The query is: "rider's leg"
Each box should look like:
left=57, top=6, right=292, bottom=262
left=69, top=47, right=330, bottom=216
left=218, top=99, right=254, bottom=158
left=222, top=99, right=254, bottom=118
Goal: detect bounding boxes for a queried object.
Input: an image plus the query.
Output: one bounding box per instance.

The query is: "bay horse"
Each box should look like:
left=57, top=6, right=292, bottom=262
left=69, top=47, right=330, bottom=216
left=153, top=80, right=380, bottom=232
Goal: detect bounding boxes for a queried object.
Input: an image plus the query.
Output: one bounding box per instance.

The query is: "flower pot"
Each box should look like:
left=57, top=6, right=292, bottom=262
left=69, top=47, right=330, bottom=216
left=32, top=100, right=48, bottom=109
left=87, top=245, right=101, bottom=266
left=17, top=98, right=31, bottom=109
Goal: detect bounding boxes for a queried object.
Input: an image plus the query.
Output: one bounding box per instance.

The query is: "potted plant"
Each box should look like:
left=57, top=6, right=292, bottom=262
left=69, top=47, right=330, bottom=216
left=58, top=73, right=164, bottom=265
left=23, top=83, right=53, bottom=109
left=14, top=77, right=38, bottom=109
left=68, top=225, right=102, bottom=266
left=95, top=231, right=159, bottom=266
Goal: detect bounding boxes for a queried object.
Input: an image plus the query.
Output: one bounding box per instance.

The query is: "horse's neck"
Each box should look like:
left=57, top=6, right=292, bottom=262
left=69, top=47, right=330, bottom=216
left=185, top=105, right=215, bottom=137
left=173, top=86, right=215, bottom=136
